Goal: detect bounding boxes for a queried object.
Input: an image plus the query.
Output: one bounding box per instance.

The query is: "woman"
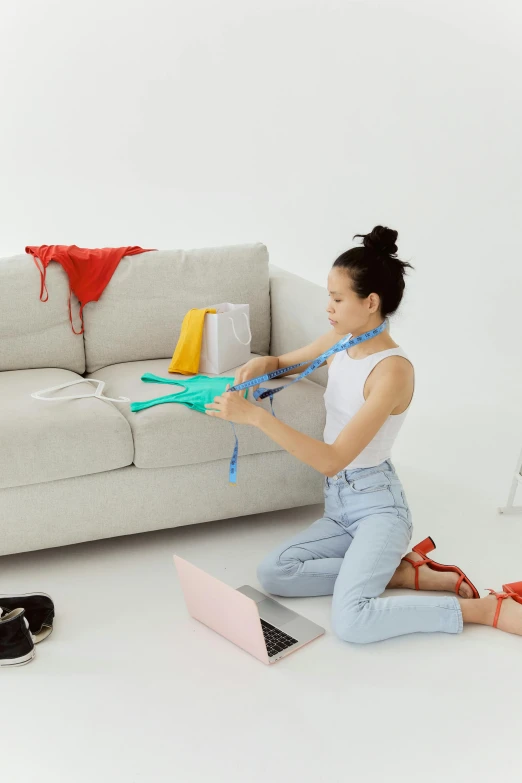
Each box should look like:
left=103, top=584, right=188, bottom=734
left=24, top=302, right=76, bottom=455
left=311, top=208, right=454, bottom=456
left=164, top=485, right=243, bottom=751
left=205, top=225, right=522, bottom=643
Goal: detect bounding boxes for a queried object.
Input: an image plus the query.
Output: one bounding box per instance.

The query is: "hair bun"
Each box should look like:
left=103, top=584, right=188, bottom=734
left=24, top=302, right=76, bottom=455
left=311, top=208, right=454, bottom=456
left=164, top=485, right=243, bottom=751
left=353, top=225, right=398, bottom=256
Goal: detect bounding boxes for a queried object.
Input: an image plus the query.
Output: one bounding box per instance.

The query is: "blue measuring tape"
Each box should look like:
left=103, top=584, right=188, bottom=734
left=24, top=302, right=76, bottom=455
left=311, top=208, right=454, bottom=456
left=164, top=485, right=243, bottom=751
left=224, top=318, right=389, bottom=483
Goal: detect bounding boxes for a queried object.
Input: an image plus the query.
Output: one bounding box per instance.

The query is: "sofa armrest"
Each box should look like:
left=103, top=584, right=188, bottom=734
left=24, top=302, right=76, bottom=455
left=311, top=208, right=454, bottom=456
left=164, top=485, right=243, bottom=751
left=268, top=264, right=328, bottom=388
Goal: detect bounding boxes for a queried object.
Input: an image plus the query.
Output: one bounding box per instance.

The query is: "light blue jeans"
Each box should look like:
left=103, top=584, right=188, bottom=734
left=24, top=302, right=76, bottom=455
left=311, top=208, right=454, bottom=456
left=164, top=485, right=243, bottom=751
left=257, top=458, right=463, bottom=644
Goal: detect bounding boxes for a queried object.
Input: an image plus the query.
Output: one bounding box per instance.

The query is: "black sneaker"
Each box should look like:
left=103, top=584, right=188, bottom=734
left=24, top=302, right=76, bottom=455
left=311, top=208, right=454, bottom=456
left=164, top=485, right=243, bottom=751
left=0, top=606, right=35, bottom=667
left=0, top=592, right=54, bottom=643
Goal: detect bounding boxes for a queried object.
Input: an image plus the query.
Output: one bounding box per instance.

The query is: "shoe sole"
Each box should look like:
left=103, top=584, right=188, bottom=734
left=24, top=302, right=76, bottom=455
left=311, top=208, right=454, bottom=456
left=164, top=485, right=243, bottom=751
left=0, top=647, right=35, bottom=667
left=0, top=591, right=53, bottom=601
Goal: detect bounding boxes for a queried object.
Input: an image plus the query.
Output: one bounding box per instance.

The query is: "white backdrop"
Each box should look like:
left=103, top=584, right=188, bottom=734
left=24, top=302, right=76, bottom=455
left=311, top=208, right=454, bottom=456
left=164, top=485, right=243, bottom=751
left=1, top=0, right=521, bottom=499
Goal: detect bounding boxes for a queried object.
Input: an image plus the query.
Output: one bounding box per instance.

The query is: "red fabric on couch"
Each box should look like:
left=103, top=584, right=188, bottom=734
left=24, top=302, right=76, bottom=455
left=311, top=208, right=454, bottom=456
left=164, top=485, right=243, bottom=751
left=25, top=244, right=155, bottom=335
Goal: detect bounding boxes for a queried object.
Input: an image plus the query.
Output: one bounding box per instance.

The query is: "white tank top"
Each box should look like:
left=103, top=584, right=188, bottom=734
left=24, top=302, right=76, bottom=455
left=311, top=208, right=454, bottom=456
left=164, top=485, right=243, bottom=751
left=323, top=345, right=414, bottom=470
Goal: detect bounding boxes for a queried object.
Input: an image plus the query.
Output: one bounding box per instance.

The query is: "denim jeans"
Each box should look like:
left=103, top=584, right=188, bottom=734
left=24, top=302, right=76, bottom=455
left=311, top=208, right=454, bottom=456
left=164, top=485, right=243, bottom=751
left=257, top=458, right=463, bottom=644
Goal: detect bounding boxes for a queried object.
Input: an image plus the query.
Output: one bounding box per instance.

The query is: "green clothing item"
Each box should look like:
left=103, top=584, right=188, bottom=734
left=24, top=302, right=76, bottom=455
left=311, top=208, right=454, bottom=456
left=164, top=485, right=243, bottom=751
left=129, top=373, right=248, bottom=414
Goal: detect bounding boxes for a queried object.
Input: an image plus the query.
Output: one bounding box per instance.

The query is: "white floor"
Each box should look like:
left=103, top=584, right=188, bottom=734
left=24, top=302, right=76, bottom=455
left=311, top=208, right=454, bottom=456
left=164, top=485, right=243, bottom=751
left=2, top=453, right=522, bottom=783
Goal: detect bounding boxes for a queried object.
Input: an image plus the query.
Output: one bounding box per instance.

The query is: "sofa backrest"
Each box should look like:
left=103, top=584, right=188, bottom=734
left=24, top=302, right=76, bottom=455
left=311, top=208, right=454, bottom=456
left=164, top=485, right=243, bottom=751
left=0, top=254, right=86, bottom=374
left=0, top=243, right=271, bottom=376
left=82, top=243, right=270, bottom=373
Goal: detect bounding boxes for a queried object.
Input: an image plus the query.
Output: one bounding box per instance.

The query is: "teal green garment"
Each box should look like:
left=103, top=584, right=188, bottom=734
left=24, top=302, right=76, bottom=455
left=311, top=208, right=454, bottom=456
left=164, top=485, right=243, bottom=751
left=129, top=373, right=248, bottom=414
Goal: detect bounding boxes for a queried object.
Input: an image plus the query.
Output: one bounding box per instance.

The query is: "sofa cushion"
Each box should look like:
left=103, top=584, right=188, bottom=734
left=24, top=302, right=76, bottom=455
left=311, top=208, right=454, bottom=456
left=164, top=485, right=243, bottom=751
left=0, top=369, right=134, bottom=490
left=82, top=243, right=271, bottom=374
left=85, top=357, right=327, bottom=470
left=0, top=255, right=86, bottom=374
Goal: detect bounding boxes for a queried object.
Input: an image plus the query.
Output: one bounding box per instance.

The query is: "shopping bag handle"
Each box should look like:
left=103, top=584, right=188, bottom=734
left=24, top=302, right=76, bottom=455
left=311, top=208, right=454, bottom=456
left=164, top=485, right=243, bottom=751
left=31, top=378, right=130, bottom=404
left=229, top=312, right=252, bottom=346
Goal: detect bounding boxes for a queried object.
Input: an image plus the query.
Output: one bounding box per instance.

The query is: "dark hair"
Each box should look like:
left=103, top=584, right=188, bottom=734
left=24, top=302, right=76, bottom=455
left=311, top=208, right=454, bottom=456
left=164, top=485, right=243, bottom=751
left=332, top=225, right=414, bottom=319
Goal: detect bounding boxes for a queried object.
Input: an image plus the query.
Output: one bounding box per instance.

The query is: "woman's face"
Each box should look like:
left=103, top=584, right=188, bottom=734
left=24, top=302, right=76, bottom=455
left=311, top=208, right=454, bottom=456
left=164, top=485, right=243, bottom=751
left=326, top=267, right=381, bottom=335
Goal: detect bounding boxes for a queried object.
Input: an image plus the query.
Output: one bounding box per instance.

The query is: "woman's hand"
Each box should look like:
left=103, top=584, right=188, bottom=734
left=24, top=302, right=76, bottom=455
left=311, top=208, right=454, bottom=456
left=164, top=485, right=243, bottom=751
left=204, top=357, right=278, bottom=425
left=204, top=384, right=259, bottom=425
left=232, top=356, right=279, bottom=393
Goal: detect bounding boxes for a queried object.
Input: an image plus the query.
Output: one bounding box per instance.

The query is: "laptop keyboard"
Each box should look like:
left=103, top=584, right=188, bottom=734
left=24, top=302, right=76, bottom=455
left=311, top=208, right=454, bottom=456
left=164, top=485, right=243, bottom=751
left=260, top=618, right=298, bottom=657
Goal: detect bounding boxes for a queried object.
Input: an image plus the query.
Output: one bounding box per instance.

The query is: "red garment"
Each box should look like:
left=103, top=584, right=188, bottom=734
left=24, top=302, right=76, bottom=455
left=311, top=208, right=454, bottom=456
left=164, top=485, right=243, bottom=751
left=25, top=244, right=155, bottom=335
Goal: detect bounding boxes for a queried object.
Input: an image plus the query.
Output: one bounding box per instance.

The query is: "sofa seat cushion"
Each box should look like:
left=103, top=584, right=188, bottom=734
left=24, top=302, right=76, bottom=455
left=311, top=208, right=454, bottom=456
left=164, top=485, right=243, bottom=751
left=85, top=357, right=327, bottom=470
left=0, top=369, right=134, bottom=490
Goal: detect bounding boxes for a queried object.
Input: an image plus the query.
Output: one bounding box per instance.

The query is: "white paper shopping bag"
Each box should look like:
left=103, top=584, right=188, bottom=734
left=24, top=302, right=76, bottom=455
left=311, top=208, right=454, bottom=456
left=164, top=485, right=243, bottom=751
left=198, top=303, right=252, bottom=375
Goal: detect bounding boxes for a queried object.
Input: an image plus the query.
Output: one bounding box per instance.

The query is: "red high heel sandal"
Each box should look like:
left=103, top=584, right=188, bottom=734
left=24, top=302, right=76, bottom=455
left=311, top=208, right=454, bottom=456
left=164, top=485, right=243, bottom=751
left=402, top=536, right=480, bottom=599
left=486, top=583, right=522, bottom=628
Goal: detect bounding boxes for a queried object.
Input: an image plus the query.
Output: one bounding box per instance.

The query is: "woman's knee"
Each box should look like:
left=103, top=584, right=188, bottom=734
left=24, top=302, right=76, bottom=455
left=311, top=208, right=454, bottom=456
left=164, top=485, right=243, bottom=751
left=256, top=555, right=296, bottom=596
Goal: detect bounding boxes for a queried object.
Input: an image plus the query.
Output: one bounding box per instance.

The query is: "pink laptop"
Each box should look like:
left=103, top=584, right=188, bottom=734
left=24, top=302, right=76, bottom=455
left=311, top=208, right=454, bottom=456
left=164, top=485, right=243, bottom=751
left=173, top=555, right=325, bottom=664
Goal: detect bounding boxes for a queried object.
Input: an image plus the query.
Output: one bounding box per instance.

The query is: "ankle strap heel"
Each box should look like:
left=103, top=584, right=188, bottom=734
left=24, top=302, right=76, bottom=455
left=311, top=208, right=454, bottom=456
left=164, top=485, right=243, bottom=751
left=486, top=584, right=522, bottom=628
left=402, top=536, right=480, bottom=599
left=412, top=536, right=436, bottom=557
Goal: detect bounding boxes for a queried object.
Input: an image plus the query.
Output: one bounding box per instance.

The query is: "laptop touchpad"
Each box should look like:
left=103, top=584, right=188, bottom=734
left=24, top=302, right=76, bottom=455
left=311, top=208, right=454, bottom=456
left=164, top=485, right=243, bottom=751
left=258, top=597, right=296, bottom=625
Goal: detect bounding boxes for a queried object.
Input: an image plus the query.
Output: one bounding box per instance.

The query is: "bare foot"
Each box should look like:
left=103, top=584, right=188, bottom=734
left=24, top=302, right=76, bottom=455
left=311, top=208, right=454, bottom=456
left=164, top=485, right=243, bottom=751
left=389, top=550, right=475, bottom=598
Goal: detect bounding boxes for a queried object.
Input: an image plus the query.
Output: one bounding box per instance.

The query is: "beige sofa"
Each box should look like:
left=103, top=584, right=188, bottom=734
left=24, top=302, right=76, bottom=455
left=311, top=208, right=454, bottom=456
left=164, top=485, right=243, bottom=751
left=0, top=243, right=330, bottom=557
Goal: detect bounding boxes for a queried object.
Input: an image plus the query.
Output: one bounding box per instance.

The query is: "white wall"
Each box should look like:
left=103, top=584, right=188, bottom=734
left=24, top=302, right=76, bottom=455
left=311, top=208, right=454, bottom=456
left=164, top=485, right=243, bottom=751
left=1, top=0, right=521, bottom=501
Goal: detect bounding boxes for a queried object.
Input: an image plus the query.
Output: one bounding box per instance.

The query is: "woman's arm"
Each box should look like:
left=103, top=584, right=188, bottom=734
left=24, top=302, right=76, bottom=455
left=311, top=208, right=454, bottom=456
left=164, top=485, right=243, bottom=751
left=252, top=407, right=337, bottom=476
